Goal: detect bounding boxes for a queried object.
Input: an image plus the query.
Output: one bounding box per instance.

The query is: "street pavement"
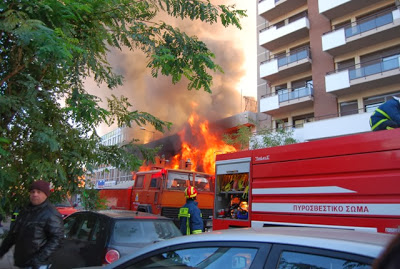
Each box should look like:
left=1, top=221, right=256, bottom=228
left=0, top=218, right=17, bottom=269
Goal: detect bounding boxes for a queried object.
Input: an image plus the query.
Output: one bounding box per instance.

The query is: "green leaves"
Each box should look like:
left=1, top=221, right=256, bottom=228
left=136, top=23, right=222, bottom=92
left=0, top=0, right=246, bottom=212
left=156, top=0, right=247, bottom=27
left=223, top=126, right=252, bottom=150
left=223, top=123, right=298, bottom=151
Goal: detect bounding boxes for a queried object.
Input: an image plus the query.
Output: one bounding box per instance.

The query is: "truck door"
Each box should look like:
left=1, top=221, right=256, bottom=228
left=214, top=157, right=251, bottom=230
left=132, top=174, right=146, bottom=211
left=146, top=172, right=162, bottom=214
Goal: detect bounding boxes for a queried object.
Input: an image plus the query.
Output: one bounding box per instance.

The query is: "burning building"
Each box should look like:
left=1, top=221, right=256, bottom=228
left=90, top=109, right=257, bottom=188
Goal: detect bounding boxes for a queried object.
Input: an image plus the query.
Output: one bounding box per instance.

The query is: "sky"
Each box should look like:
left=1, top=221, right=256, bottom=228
left=234, top=1, right=257, bottom=98
left=92, top=1, right=257, bottom=136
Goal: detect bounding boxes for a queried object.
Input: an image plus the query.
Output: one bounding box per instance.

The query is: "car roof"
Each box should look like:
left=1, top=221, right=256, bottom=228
left=110, top=227, right=394, bottom=267
left=72, top=209, right=172, bottom=220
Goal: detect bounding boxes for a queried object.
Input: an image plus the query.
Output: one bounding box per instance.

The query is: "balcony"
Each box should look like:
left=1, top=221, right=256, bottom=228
left=322, top=8, right=400, bottom=56
left=260, top=47, right=311, bottom=81
left=319, top=0, right=381, bottom=20
left=260, top=85, right=314, bottom=115
left=259, top=0, right=307, bottom=22
left=259, top=15, right=310, bottom=51
left=325, top=55, right=400, bottom=96
left=291, top=112, right=372, bottom=142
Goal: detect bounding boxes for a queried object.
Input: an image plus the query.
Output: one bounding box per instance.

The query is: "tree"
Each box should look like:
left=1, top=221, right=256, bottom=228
left=222, top=126, right=252, bottom=150
left=250, top=125, right=297, bottom=149
left=0, top=0, right=246, bottom=214
left=223, top=122, right=297, bottom=151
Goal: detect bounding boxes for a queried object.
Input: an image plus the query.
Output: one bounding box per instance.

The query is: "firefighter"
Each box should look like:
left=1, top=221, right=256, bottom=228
left=370, top=96, right=400, bottom=131
left=178, top=187, right=203, bottom=235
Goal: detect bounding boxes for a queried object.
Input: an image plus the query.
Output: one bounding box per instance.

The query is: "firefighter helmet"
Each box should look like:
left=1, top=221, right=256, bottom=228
left=184, top=187, right=198, bottom=199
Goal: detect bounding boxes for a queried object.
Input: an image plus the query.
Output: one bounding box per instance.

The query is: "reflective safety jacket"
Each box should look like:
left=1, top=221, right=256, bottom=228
left=370, top=99, right=400, bottom=131
left=178, top=199, right=203, bottom=235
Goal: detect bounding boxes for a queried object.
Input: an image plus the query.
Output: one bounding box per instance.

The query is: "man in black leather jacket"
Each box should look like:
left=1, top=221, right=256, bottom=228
left=0, top=180, right=64, bottom=269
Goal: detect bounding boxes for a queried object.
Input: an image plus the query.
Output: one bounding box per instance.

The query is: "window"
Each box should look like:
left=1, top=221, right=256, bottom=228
left=194, top=174, right=212, bottom=191
left=276, top=251, right=370, bottom=269
left=274, top=83, right=287, bottom=93
left=64, top=215, right=79, bottom=238
left=289, top=11, right=306, bottom=23
left=337, top=59, right=355, bottom=71
left=166, top=172, right=192, bottom=190
left=364, top=93, right=400, bottom=113
left=276, top=119, right=289, bottom=130
left=72, top=215, right=98, bottom=241
left=333, top=20, right=351, bottom=30
left=126, top=246, right=258, bottom=269
left=340, top=100, right=358, bottom=116
left=135, top=175, right=145, bottom=188
left=293, top=113, right=314, bottom=128
left=150, top=176, right=161, bottom=188
left=275, top=20, right=285, bottom=29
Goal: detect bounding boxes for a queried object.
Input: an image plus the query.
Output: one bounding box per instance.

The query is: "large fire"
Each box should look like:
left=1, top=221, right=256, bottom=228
left=170, top=111, right=236, bottom=174
left=138, top=107, right=237, bottom=174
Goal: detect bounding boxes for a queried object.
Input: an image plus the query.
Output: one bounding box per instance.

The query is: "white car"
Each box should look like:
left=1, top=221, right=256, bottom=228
left=103, top=227, right=394, bottom=269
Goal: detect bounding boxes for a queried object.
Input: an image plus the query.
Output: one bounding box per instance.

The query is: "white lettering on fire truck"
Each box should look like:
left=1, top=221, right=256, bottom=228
left=252, top=203, right=400, bottom=216
left=385, top=227, right=400, bottom=233
left=293, top=205, right=369, bottom=213
left=255, top=155, right=270, bottom=161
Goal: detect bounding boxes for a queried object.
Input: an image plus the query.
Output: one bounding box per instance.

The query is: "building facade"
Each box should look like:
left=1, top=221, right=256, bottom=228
left=257, top=0, right=400, bottom=141
left=88, top=127, right=135, bottom=188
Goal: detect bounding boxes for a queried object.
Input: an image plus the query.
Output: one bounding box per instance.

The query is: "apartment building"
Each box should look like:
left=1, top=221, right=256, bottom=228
left=257, top=0, right=400, bottom=141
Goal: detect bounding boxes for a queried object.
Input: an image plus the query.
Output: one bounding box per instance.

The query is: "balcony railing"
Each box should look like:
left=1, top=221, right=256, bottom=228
left=278, top=85, right=313, bottom=102
left=260, top=46, right=310, bottom=66
left=259, top=11, right=308, bottom=33
left=344, top=8, right=395, bottom=38
left=348, top=55, right=400, bottom=80
left=258, top=0, right=281, bottom=4
left=278, top=47, right=310, bottom=67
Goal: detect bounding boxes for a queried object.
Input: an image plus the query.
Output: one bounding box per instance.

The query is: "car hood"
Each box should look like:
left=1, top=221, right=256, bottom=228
left=113, top=242, right=157, bottom=258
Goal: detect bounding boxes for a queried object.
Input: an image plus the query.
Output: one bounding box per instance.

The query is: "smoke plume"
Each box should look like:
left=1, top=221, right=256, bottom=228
left=91, top=2, right=250, bottom=141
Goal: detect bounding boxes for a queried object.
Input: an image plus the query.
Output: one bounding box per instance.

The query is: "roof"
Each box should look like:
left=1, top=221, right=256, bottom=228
left=76, top=209, right=171, bottom=220
left=135, top=168, right=212, bottom=176
left=113, top=227, right=394, bottom=264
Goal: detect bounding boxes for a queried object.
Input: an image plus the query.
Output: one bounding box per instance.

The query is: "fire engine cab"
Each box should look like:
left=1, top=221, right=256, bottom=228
left=100, top=156, right=215, bottom=229
left=131, top=165, right=214, bottom=226
left=213, top=129, right=400, bottom=234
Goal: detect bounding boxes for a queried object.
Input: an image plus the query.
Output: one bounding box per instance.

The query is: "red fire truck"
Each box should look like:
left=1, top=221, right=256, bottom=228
left=213, top=129, right=400, bottom=234
left=99, top=157, right=215, bottom=228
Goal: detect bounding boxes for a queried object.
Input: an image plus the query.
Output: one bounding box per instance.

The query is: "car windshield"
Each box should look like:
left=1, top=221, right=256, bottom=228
left=111, top=219, right=181, bottom=245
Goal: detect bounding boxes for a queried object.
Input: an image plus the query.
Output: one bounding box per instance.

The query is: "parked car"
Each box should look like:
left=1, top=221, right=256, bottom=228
left=51, top=210, right=182, bottom=268
left=103, top=227, right=394, bottom=269
left=54, top=198, right=78, bottom=218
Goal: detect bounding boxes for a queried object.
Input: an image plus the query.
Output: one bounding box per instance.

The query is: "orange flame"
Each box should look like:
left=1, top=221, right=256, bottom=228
left=137, top=110, right=236, bottom=174
left=171, top=112, right=236, bottom=174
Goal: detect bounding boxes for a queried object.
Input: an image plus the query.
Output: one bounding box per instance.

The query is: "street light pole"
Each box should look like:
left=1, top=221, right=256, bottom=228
left=140, top=127, right=155, bottom=141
